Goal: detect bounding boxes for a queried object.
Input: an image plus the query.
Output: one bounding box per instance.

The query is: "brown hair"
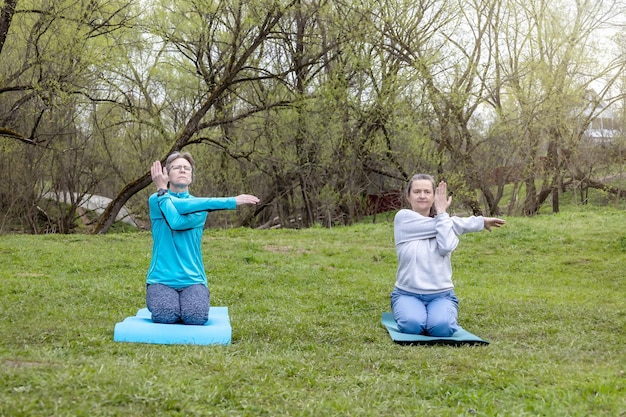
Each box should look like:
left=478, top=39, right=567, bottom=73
left=406, top=173, right=436, bottom=217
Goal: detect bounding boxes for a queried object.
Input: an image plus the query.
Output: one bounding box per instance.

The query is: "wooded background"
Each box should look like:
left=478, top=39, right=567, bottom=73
left=1, top=0, right=626, bottom=234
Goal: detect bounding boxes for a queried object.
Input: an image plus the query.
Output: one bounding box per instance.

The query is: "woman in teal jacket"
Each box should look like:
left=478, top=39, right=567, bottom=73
left=147, top=151, right=259, bottom=325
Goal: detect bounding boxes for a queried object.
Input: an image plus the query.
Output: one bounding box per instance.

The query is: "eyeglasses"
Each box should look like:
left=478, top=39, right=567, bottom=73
left=170, top=165, right=193, bottom=172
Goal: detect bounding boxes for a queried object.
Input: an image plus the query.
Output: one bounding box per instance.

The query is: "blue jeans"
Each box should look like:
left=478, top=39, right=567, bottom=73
left=391, top=287, right=459, bottom=336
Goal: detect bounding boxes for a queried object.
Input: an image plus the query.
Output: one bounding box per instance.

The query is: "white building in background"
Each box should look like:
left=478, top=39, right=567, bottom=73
left=582, top=89, right=622, bottom=145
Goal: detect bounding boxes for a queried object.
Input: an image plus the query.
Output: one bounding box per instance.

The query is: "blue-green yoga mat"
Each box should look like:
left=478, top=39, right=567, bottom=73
left=381, top=312, right=489, bottom=346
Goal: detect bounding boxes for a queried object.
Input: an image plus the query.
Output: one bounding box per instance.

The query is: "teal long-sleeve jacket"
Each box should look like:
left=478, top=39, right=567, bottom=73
left=146, top=190, right=236, bottom=289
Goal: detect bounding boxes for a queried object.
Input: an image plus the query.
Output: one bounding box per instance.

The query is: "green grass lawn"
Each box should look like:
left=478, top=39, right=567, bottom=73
left=1, top=207, right=625, bottom=416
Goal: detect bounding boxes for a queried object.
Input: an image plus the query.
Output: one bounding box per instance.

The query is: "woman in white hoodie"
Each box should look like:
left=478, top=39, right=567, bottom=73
left=391, top=174, right=505, bottom=336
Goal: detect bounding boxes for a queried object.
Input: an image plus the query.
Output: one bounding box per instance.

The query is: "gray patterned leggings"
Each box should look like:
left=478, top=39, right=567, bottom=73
left=146, top=283, right=210, bottom=325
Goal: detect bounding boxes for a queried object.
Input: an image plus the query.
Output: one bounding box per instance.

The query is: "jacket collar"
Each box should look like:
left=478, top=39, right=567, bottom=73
left=169, top=190, right=190, bottom=198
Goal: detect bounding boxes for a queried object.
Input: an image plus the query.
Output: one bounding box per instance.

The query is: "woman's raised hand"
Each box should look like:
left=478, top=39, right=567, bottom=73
left=434, top=181, right=452, bottom=215
left=151, top=161, right=169, bottom=190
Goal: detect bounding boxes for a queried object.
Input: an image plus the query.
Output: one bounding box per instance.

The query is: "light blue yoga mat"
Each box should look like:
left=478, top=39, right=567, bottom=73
left=382, top=312, right=489, bottom=346
left=114, top=307, right=231, bottom=345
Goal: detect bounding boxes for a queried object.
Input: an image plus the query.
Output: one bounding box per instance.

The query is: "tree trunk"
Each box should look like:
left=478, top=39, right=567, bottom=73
left=523, top=177, right=538, bottom=215
left=552, top=186, right=559, bottom=213
left=92, top=172, right=152, bottom=234
left=0, top=0, right=17, bottom=57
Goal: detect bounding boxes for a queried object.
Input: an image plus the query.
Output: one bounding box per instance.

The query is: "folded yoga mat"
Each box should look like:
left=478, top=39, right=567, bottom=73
left=381, top=312, right=488, bottom=346
left=114, top=307, right=231, bottom=345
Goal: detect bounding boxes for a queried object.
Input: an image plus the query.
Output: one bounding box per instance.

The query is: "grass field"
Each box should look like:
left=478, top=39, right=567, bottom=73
left=1, top=207, right=625, bottom=416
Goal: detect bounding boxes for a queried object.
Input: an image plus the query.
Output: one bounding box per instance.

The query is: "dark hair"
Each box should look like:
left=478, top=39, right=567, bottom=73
left=406, top=174, right=437, bottom=217
left=165, top=151, right=195, bottom=180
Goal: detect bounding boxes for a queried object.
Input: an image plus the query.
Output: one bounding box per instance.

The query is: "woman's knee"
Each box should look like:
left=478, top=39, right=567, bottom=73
left=151, top=306, right=181, bottom=324
left=427, top=319, right=457, bottom=337
left=180, top=301, right=209, bottom=325
left=179, top=284, right=209, bottom=325
left=146, top=284, right=181, bottom=323
left=396, top=317, right=426, bottom=334
left=181, top=310, right=208, bottom=325
left=426, top=294, right=458, bottom=336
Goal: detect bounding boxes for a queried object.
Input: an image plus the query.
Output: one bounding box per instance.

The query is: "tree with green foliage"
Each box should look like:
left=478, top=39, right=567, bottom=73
left=491, top=0, right=626, bottom=215
left=2, top=0, right=626, bottom=234
left=92, top=0, right=304, bottom=233
left=0, top=0, right=139, bottom=232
